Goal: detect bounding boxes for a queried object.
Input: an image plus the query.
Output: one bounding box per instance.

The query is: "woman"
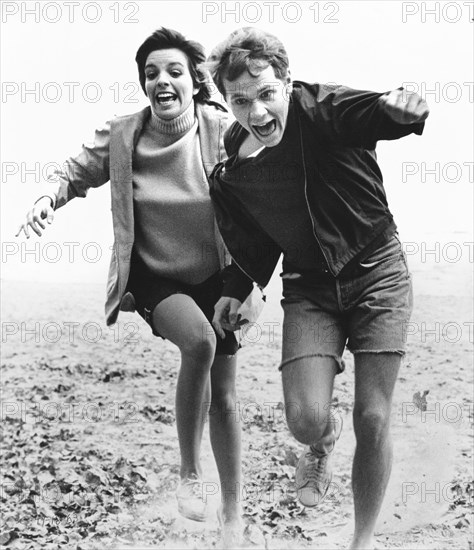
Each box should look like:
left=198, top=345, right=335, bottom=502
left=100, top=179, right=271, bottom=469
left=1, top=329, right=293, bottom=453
left=17, top=28, right=243, bottom=547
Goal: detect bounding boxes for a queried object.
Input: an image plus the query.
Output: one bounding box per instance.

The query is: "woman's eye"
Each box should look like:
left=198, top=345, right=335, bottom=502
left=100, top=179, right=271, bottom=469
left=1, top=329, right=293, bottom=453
left=234, top=98, right=247, bottom=106
left=145, top=72, right=156, bottom=80
left=170, top=71, right=182, bottom=78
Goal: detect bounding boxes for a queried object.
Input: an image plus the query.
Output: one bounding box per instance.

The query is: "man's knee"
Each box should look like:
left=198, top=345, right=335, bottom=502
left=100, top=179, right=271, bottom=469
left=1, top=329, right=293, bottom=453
left=353, top=406, right=390, bottom=444
left=286, top=406, right=328, bottom=445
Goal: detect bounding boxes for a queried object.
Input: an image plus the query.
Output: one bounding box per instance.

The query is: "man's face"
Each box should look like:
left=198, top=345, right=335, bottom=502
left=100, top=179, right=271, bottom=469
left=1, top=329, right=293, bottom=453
left=224, top=65, right=291, bottom=148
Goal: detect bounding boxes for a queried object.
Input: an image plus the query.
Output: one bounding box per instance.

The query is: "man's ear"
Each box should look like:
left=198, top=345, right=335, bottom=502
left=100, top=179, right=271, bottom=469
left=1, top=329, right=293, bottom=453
left=284, top=70, right=293, bottom=98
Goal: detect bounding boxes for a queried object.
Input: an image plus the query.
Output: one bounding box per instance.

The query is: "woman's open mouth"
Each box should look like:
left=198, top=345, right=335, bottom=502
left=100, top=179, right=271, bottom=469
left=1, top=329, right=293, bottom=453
left=253, top=120, right=276, bottom=138
left=155, top=92, right=178, bottom=106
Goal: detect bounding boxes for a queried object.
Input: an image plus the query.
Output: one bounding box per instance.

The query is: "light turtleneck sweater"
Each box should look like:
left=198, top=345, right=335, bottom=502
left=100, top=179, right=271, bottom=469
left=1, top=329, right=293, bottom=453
left=132, top=101, right=221, bottom=284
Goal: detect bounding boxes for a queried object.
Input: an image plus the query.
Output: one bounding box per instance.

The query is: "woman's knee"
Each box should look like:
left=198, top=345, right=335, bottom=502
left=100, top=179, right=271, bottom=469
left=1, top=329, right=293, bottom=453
left=180, top=330, right=217, bottom=362
left=209, top=387, right=237, bottom=417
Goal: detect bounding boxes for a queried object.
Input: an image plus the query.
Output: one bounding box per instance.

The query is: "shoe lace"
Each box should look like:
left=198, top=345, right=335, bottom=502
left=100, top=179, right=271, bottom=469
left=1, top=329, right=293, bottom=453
left=304, top=453, right=328, bottom=484
left=180, top=476, right=203, bottom=498
left=188, top=479, right=203, bottom=498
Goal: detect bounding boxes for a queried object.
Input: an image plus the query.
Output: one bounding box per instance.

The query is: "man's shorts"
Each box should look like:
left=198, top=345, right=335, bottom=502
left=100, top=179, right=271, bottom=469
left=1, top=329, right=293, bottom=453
left=279, top=234, right=413, bottom=372
left=127, top=264, right=239, bottom=356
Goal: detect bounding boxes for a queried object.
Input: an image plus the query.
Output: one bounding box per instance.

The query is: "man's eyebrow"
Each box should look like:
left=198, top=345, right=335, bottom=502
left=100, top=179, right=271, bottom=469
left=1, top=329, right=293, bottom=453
left=258, top=84, right=277, bottom=92
left=228, top=83, right=277, bottom=98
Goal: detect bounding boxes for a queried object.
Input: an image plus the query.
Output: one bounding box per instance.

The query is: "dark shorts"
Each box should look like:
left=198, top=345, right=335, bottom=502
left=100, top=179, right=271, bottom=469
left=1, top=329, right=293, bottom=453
left=127, top=264, right=239, bottom=356
left=280, top=234, right=413, bottom=372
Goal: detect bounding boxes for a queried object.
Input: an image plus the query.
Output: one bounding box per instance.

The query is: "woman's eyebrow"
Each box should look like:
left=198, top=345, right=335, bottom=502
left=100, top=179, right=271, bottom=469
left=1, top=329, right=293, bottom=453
left=144, top=61, right=184, bottom=70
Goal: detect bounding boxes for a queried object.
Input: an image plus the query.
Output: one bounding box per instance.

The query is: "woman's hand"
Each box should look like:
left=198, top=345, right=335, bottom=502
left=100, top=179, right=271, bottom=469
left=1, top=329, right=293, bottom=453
left=16, top=197, right=55, bottom=238
left=212, top=297, right=243, bottom=339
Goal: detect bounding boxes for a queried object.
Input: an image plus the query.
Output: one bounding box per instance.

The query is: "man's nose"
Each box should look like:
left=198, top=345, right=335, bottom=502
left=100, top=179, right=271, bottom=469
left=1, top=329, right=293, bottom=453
left=249, top=100, right=267, bottom=121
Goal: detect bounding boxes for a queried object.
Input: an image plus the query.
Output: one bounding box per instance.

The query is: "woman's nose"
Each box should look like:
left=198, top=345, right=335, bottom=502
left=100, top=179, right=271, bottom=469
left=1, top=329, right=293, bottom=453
left=156, top=74, right=170, bottom=88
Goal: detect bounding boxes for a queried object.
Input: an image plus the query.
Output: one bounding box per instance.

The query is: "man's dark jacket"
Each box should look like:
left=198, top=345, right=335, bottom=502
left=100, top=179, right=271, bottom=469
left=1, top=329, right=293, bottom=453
left=209, top=81, right=425, bottom=301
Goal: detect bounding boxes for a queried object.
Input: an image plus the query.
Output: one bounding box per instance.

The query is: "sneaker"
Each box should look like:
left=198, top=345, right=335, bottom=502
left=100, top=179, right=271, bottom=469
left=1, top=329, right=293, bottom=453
left=217, top=506, right=245, bottom=549
left=176, top=474, right=208, bottom=522
left=295, top=414, right=343, bottom=507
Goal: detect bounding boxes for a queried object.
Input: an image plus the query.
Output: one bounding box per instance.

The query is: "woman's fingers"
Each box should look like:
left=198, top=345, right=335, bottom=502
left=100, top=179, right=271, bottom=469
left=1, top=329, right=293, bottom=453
left=213, top=298, right=229, bottom=339
left=15, top=223, right=29, bottom=238
left=213, top=297, right=243, bottom=338
left=17, top=204, right=55, bottom=239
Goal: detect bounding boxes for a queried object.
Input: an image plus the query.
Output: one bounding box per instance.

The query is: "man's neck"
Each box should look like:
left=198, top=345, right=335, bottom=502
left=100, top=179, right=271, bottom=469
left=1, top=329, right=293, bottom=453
left=238, top=133, right=266, bottom=159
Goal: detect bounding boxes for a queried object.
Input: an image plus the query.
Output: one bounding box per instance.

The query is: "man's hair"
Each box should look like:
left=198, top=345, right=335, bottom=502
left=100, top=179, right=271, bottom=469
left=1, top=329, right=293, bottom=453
left=207, top=27, right=289, bottom=97
left=135, top=27, right=211, bottom=102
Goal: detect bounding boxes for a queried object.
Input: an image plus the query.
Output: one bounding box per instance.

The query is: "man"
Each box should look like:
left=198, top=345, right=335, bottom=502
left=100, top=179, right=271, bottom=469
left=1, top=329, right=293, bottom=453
left=207, top=28, right=429, bottom=550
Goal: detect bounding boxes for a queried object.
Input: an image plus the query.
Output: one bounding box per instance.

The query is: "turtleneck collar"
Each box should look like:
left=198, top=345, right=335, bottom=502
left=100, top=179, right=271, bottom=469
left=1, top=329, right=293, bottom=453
left=148, top=100, right=196, bottom=135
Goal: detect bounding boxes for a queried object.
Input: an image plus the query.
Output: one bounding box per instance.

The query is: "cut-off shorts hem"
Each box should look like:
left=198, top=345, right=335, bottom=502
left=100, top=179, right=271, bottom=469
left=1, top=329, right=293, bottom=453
left=350, top=348, right=405, bottom=356
left=279, top=353, right=345, bottom=374
left=215, top=351, right=239, bottom=358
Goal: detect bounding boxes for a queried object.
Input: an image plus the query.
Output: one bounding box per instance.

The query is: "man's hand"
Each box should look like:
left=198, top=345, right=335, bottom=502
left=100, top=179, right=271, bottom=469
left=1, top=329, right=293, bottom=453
left=213, top=297, right=243, bottom=339
left=16, top=197, right=54, bottom=238
left=380, top=89, right=430, bottom=124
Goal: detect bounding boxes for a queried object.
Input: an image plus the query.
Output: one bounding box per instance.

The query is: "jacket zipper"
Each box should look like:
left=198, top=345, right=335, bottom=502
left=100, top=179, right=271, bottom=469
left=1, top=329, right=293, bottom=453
left=216, top=180, right=266, bottom=293
left=226, top=244, right=265, bottom=294
left=297, top=111, right=336, bottom=277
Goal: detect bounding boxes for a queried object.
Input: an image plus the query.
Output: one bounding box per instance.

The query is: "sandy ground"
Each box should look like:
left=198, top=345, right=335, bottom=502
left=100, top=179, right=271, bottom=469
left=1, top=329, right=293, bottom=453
left=1, top=253, right=473, bottom=549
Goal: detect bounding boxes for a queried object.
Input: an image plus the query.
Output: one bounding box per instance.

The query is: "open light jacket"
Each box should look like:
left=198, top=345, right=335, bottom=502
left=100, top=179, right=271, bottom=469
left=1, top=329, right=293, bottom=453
left=42, top=101, right=231, bottom=325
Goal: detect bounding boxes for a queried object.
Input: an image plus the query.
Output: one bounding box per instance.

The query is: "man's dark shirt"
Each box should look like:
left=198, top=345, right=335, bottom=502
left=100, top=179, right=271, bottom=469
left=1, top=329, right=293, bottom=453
left=219, top=102, right=328, bottom=272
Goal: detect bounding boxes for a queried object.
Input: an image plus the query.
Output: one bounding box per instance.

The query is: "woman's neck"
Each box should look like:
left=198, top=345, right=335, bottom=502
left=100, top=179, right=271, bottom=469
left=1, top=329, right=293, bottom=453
left=149, top=100, right=195, bottom=135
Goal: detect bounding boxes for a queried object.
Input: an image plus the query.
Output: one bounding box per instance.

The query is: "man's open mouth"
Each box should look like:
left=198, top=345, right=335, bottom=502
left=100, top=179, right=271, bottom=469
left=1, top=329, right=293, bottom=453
left=253, top=120, right=276, bottom=137
left=156, top=92, right=177, bottom=106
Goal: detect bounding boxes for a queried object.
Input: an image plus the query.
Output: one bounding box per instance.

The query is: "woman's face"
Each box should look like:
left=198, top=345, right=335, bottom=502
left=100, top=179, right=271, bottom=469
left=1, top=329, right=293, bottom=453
left=144, top=48, right=198, bottom=120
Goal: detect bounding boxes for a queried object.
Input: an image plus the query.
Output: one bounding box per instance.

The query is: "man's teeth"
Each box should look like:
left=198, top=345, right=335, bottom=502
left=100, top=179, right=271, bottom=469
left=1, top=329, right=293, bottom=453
left=254, top=120, right=276, bottom=136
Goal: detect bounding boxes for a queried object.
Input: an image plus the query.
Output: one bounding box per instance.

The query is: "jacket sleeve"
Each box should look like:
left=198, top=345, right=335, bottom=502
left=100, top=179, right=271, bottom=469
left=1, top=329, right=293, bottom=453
left=297, top=82, right=425, bottom=149
left=221, top=262, right=255, bottom=302
left=39, top=121, right=111, bottom=210
left=210, top=164, right=282, bottom=297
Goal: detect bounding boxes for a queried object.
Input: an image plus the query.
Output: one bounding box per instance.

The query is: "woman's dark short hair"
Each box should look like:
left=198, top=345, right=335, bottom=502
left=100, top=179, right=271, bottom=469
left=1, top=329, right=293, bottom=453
left=207, top=27, right=289, bottom=97
left=135, top=27, right=211, bottom=103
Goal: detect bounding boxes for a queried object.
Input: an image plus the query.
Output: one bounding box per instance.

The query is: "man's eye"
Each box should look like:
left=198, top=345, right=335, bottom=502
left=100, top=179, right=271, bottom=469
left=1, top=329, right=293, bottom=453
left=234, top=98, right=247, bottom=106
left=260, top=90, right=274, bottom=100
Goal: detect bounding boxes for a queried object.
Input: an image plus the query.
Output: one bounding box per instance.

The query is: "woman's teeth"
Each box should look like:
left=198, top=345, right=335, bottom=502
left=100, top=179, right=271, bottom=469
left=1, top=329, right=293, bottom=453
left=253, top=120, right=276, bottom=137
left=156, top=93, right=177, bottom=106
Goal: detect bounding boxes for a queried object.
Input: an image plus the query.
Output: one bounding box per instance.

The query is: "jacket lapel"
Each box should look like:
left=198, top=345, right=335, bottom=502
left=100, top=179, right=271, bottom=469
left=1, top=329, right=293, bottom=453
left=196, top=103, right=232, bottom=267
left=196, top=103, right=228, bottom=177
left=109, top=107, right=150, bottom=298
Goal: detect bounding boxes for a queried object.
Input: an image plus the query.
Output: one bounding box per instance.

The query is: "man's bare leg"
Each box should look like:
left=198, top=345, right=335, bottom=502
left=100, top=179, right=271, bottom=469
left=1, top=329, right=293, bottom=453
left=350, top=352, right=401, bottom=550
